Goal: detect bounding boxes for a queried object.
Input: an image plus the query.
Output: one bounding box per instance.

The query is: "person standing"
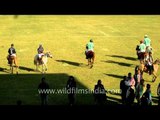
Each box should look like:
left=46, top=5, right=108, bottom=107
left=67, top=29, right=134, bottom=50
left=94, top=80, right=107, bottom=105
left=38, top=77, right=49, bottom=106
left=66, top=76, right=77, bottom=106
left=157, top=83, right=160, bottom=105
left=141, top=84, right=152, bottom=106
left=120, top=76, right=128, bottom=104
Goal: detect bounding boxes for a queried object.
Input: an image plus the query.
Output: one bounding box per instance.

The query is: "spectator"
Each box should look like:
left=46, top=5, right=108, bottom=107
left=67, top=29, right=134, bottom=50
left=66, top=76, right=76, bottom=106
left=38, top=77, right=49, bottom=106
left=141, top=84, right=152, bottom=106
left=120, top=76, right=128, bottom=104
left=135, top=79, right=145, bottom=105
left=157, top=83, right=160, bottom=105
left=94, top=80, right=107, bottom=105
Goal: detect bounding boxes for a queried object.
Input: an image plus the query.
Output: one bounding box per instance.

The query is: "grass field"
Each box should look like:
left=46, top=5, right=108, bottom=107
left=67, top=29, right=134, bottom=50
left=0, top=15, right=160, bottom=105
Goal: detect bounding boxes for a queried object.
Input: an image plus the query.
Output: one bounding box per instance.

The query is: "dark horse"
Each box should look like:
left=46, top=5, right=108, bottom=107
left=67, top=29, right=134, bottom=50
left=7, top=55, right=18, bottom=74
left=86, top=51, right=95, bottom=68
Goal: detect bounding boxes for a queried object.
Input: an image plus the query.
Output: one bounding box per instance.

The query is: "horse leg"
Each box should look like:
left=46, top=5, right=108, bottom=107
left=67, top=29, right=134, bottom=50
left=14, top=58, right=19, bottom=74
left=42, top=64, right=44, bottom=73
left=14, top=57, right=18, bottom=67
left=90, top=63, right=93, bottom=69
left=92, top=52, right=95, bottom=64
left=10, top=60, right=14, bottom=74
left=152, top=71, right=157, bottom=82
left=36, top=64, right=38, bottom=71
left=42, top=64, right=46, bottom=73
left=44, top=64, right=48, bottom=71
left=35, top=62, right=39, bottom=72
left=87, top=59, right=90, bottom=66
left=90, top=58, right=93, bottom=69
left=15, top=66, right=18, bottom=75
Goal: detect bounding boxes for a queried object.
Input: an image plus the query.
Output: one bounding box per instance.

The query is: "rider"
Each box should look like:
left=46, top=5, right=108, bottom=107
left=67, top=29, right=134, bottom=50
left=7, top=44, right=17, bottom=64
left=139, top=40, right=146, bottom=61
left=144, top=35, right=152, bottom=53
left=87, top=39, right=94, bottom=52
left=37, top=44, right=44, bottom=64
left=145, top=52, right=153, bottom=75
left=144, top=35, right=151, bottom=48
left=85, top=45, right=89, bottom=59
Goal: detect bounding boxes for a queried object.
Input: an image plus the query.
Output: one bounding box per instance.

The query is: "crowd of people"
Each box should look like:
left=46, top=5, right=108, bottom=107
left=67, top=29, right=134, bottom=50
left=120, top=35, right=160, bottom=106
left=37, top=76, right=107, bottom=106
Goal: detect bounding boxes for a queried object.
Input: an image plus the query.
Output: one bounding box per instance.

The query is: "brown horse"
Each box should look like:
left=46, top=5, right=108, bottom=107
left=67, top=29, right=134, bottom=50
left=135, top=59, right=160, bottom=82
left=7, top=55, right=19, bottom=74
left=86, top=51, right=95, bottom=68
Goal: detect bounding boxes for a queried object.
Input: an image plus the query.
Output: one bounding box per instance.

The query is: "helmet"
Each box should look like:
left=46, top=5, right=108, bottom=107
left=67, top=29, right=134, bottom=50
left=144, top=35, right=148, bottom=38
left=90, top=39, right=93, bottom=42
left=140, top=40, right=143, bottom=43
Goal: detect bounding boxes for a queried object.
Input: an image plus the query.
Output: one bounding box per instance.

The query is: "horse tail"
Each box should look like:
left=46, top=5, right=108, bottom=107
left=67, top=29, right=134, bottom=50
left=34, top=55, right=38, bottom=65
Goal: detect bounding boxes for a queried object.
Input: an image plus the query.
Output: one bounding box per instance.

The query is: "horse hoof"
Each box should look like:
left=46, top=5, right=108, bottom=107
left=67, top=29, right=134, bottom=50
left=152, top=79, right=155, bottom=82
left=90, top=65, right=93, bottom=69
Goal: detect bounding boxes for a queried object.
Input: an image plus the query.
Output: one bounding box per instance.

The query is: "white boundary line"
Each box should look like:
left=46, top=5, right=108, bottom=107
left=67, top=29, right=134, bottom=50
left=88, top=25, right=137, bottom=38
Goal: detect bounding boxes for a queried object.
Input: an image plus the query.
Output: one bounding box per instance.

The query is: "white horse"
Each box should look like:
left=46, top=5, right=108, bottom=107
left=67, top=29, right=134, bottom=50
left=34, top=52, right=53, bottom=73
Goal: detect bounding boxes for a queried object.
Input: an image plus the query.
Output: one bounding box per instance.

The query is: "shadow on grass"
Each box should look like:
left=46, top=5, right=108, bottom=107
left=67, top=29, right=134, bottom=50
left=106, top=55, right=137, bottom=61
left=0, top=67, right=10, bottom=73
left=55, top=60, right=83, bottom=67
left=0, top=73, right=124, bottom=106
left=102, top=60, right=133, bottom=67
left=144, top=79, right=153, bottom=83
left=152, top=96, right=158, bottom=105
left=104, top=73, right=124, bottom=79
left=18, top=66, right=35, bottom=72
left=106, top=96, right=122, bottom=105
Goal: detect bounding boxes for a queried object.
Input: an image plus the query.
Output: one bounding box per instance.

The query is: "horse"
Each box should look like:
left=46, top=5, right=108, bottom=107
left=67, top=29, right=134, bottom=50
left=135, top=59, right=160, bottom=82
left=7, top=55, right=19, bottom=74
left=86, top=51, right=95, bottom=68
left=34, top=52, right=53, bottom=73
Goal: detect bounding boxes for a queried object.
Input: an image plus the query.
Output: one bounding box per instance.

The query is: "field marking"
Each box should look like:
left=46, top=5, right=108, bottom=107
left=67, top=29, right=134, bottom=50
left=98, top=30, right=109, bottom=36
left=102, top=48, right=109, bottom=51
left=70, top=35, right=138, bottom=37
left=88, top=24, right=137, bottom=38
left=19, top=48, right=29, bottom=52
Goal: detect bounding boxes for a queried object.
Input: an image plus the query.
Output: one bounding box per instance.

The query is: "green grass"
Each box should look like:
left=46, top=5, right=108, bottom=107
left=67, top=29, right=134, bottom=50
left=0, top=15, right=160, bottom=105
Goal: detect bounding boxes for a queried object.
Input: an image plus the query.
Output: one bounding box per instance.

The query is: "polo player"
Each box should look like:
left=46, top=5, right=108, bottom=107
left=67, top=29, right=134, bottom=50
left=37, top=44, right=44, bottom=64
left=7, top=44, right=18, bottom=66
left=85, top=39, right=95, bottom=63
